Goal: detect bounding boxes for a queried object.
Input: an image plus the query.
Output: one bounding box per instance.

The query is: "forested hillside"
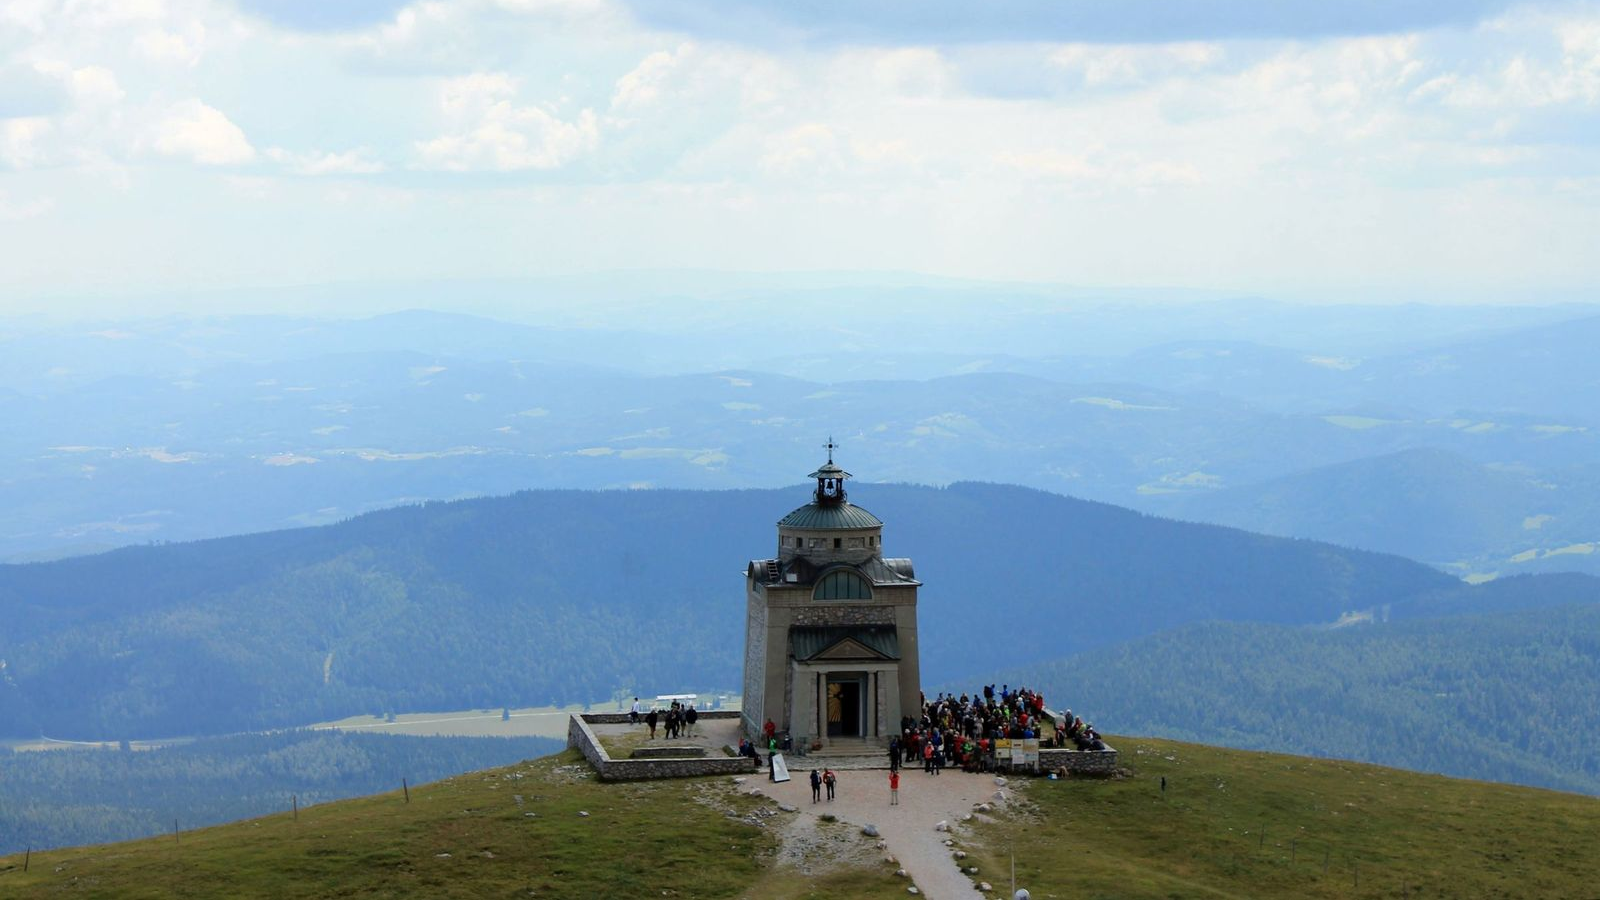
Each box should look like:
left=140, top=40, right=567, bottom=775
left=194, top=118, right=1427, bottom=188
left=1001, top=604, right=1600, bottom=794
left=4, top=482, right=1595, bottom=741
left=0, top=731, right=561, bottom=855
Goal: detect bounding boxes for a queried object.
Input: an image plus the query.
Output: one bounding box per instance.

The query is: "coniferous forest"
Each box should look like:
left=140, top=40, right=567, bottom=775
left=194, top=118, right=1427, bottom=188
left=994, top=603, right=1600, bottom=795
left=5, top=482, right=1576, bottom=740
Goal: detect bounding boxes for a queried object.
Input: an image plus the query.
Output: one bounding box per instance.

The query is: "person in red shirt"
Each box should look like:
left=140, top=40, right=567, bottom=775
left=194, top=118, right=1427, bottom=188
left=889, top=770, right=900, bottom=805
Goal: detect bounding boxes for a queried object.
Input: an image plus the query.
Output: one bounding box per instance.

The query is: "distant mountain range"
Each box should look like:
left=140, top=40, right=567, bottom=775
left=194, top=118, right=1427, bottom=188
left=3, top=482, right=1597, bottom=752
left=5, top=305, right=1600, bottom=581
left=1022, top=312, right=1600, bottom=418
left=1161, top=447, right=1600, bottom=576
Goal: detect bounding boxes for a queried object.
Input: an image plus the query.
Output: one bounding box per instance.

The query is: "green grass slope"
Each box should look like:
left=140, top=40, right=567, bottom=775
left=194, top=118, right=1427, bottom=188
left=7, top=741, right=1599, bottom=899
left=0, top=749, right=904, bottom=900
left=970, top=737, right=1600, bottom=899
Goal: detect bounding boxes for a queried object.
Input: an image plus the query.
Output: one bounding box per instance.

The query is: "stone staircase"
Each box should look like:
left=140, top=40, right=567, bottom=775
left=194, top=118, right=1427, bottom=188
left=786, top=737, right=893, bottom=770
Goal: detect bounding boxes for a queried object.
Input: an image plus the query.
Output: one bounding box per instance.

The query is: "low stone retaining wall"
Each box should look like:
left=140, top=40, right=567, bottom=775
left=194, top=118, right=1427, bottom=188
left=567, top=714, right=758, bottom=781
left=1038, top=747, right=1120, bottom=775
left=580, top=710, right=741, bottom=725
left=569, top=708, right=1113, bottom=778
left=630, top=746, right=708, bottom=759
left=1036, top=707, right=1118, bottom=775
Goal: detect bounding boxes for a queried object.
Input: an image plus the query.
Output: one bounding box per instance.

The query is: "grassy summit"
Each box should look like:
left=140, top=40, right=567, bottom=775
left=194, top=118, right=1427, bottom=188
left=4, top=739, right=1599, bottom=899
left=968, top=737, right=1600, bottom=899
left=0, top=750, right=902, bottom=900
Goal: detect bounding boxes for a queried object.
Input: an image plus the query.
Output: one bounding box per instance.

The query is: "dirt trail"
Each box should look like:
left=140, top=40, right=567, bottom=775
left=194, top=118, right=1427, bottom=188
left=752, top=766, right=1002, bottom=899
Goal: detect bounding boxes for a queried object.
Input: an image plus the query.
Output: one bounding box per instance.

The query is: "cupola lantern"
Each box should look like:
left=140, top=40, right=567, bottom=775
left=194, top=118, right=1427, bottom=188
left=810, top=437, right=848, bottom=506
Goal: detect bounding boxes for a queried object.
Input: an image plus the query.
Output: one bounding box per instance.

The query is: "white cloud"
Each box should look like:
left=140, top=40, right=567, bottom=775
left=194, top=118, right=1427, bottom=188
left=59, top=0, right=167, bottom=30
left=1, top=0, right=52, bottom=32
left=1050, top=41, right=1225, bottom=88
left=602, top=42, right=791, bottom=179
left=759, top=122, right=843, bottom=176
left=147, top=99, right=255, bottom=165
left=995, top=148, right=1202, bottom=190
left=0, top=189, right=54, bottom=220
left=29, top=62, right=127, bottom=107
left=134, top=24, right=207, bottom=67
left=0, top=117, right=52, bottom=168
left=490, top=0, right=614, bottom=19
left=611, top=44, right=691, bottom=113
left=2, top=0, right=164, bottom=32
left=862, top=47, right=953, bottom=98
left=1400, top=14, right=1600, bottom=110
left=0, top=63, right=128, bottom=168
left=266, top=147, right=386, bottom=175
left=414, top=72, right=598, bottom=170
left=437, top=71, right=516, bottom=115
left=2, top=0, right=1599, bottom=301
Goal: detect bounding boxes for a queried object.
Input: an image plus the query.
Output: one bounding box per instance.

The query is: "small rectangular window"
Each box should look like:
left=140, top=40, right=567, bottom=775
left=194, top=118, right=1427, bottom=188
left=833, top=538, right=842, bottom=549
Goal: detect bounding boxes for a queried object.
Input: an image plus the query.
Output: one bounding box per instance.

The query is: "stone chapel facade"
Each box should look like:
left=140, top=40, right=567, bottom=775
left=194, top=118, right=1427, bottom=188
left=742, top=453, right=922, bottom=748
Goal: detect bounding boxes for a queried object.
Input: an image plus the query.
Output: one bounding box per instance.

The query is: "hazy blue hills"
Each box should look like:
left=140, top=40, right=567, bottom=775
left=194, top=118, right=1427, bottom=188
left=1366, top=312, right=1600, bottom=420
left=1000, top=604, right=1600, bottom=795
left=4, top=482, right=1597, bottom=744
left=1164, top=448, right=1600, bottom=576
left=6, top=303, right=1600, bottom=585
left=0, top=311, right=641, bottom=395
left=5, top=347, right=1597, bottom=566
left=1020, top=312, right=1600, bottom=421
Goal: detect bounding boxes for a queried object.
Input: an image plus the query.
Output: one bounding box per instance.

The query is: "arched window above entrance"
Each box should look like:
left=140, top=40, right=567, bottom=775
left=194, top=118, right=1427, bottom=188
left=814, top=569, right=873, bottom=601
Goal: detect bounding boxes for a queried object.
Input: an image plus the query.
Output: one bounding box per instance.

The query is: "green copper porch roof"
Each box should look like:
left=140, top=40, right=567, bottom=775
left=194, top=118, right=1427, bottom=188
left=790, top=625, right=901, bottom=662
left=778, top=502, right=883, bottom=530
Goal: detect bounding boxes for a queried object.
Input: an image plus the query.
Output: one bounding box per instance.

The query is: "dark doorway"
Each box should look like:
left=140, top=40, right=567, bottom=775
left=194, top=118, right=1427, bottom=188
left=826, top=677, right=862, bottom=737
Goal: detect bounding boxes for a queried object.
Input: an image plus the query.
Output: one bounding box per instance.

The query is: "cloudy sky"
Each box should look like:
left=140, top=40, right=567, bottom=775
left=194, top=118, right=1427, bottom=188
left=2, top=0, right=1598, bottom=311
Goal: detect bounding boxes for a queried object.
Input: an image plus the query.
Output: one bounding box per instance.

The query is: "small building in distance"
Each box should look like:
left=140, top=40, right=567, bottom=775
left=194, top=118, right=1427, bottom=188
left=742, top=449, right=922, bottom=749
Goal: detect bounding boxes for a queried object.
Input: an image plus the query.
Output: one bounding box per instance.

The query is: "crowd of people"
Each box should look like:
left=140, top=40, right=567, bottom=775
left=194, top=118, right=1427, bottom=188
left=887, top=683, right=1107, bottom=774
left=625, top=686, right=1106, bottom=785
left=628, top=696, right=698, bottom=740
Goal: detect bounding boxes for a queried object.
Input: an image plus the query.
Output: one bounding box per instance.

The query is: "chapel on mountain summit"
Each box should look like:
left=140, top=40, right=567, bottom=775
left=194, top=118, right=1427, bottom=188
left=742, top=445, right=922, bottom=749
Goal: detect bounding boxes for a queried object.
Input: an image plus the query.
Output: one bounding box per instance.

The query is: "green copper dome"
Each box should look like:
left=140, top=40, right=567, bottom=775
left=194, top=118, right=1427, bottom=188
left=778, top=502, right=883, bottom=530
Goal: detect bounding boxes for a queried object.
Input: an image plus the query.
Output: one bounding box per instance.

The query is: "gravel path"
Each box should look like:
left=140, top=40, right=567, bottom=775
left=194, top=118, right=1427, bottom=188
left=752, top=765, right=1003, bottom=899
